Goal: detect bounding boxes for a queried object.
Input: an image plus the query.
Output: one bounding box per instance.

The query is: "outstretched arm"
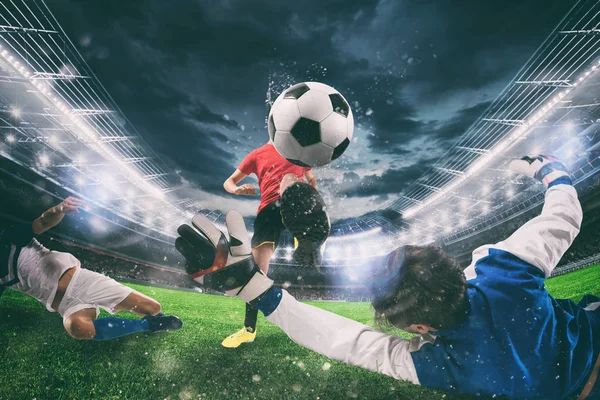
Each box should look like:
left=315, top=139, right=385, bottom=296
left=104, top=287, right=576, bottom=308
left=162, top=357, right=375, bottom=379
left=176, top=212, right=423, bottom=385
left=31, top=197, right=85, bottom=235
left=465, top=156, right=582, bottom=279
left=495, top=184, right=581, bottom=277
left=260, top=288, right=422, bottom=383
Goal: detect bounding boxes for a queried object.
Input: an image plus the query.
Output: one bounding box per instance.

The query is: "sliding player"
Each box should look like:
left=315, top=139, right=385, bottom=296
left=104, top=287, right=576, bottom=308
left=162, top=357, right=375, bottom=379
left=178, top=155, right=599, bottom=399
left=0, top=197, right=182, bottom=340
left=221, top=139, right=329, bottom=348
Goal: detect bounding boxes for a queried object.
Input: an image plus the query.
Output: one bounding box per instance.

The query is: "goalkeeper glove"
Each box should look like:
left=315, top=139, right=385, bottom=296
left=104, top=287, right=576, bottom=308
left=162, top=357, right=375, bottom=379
left=509, top=154, right=571, bottom=188
left=175, top=211, right=273, bottom=304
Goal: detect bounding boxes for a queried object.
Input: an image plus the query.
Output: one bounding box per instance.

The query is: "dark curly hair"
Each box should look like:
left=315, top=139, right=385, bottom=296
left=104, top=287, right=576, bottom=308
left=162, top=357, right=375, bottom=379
left=371, top=245, right=468, bottom=330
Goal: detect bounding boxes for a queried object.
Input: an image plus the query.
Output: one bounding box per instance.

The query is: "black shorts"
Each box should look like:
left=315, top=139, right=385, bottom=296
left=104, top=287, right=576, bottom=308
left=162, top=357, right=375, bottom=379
left=251, top=201, right=285, bottom=250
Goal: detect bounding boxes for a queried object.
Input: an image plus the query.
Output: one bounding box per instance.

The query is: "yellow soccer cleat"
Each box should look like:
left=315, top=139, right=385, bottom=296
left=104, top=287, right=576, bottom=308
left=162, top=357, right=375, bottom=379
left=221, top=327, right=256, bottom=349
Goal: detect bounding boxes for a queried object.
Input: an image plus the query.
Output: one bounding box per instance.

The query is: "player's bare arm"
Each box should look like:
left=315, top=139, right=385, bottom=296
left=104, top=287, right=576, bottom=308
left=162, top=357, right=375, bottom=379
left=223, top=169, right=256, bottom=196
left=32, top=196, right=85, bottom=235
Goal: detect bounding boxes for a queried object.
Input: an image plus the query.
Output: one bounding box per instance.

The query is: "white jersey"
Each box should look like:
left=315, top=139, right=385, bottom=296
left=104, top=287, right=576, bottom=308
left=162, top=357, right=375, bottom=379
left=12, top=238, right=81, bottom=312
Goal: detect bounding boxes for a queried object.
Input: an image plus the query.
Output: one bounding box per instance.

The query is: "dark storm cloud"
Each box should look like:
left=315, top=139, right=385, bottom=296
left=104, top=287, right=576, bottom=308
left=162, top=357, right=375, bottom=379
left=339, top=160, right=436, bottom=198
left=429, top=102, right=492, bottom=143
left=46, top=0, right=387, bottom=197
left=45, top=0, right=576, bottom=217
left=344, top=0, right=576, bottom=153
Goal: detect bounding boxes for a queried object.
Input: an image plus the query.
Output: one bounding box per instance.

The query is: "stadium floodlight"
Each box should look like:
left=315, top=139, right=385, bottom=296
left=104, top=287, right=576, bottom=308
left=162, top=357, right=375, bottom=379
left=100, top=173, right=115, bottom=186
left=329, top=247, right=340, bottom=261
left=6, top=134, right=15, bottom=143
left=372, top=241, right=383, bottom=255
left=39, top=153, right=50, bottom=166
left=347, top=271, right=358, bottom=282
left=359, top=245, right=368, bottom=258
left=98, top=190, right=110, bottom=202
left=10, top=107, right=22, bottom=118
left=439, top=211, right=449, bottom=222
left=564, top=120, right=575, bottom=131
left=403, top=59, right=600, bottom=220
left=343, top=246, right=353, bottom=257
left=0, top=46, right=175, bottom=221
left=89, top=216, right=106, bottom=231
left=460, top=199, right=469, bottom=210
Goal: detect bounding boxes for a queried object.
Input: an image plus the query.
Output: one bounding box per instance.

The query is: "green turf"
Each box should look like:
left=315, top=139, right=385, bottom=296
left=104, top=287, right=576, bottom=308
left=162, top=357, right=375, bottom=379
left=1, top=264, right=599, bottom=400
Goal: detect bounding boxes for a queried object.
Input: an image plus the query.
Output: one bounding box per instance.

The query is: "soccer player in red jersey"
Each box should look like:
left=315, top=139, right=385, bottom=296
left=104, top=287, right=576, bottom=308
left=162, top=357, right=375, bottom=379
left=221, top=140, right=318, bottom=348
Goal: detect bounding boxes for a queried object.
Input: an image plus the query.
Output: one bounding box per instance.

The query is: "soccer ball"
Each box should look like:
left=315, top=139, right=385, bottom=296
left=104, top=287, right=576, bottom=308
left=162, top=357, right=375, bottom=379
left=268, top=82, right=354, bottom=167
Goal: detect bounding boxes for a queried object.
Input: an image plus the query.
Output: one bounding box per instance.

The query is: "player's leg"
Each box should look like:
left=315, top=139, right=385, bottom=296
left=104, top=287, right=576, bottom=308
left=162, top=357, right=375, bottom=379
left=280, top=173, right=302, bottom=194
left=112, top=290, right=161, bottom=316
left=222, top=203, right=282, bottom=348
left=280, top=178, right=330, bottom=268
left=60, top=268, right=181, bottom=340
left=112, top=290, right=182, bottom=332
left=238, top=243, right=275, bottom=334
left=63, top=307, right=152, bottom=341
left=253, top=242, right=274, bottom=274
left=62, top=308, right=98, bottom=340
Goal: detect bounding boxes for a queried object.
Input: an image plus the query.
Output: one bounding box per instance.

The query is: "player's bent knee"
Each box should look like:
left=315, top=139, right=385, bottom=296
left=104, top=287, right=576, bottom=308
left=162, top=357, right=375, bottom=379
left=280, top=173, right=300, bottom=194
left=146, top=298, right=161, bottom=316
left=64, top=316, right=96, bottom=340
left=136, top=296, right=161, bottom=316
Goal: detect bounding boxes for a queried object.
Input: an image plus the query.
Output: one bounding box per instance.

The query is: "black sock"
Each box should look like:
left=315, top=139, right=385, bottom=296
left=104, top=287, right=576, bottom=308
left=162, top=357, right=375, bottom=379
left=244, top=303, right=258, bottom=332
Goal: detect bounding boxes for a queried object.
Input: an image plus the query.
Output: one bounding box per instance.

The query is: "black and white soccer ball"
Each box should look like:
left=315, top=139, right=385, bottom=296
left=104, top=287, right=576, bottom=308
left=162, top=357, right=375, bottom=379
left=268, top=82, right=354, bottom=167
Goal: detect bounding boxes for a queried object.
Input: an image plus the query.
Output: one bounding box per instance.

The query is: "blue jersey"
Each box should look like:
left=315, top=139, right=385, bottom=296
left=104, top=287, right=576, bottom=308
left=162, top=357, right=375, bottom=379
left=258, top=183, right=599, bottom=400
left=411, top=248, right=600, bottom=399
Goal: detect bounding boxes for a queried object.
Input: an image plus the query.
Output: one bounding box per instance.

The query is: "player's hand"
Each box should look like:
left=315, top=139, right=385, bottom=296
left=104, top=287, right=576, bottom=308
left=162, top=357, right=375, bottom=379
left=234, top=184, right=256, bottom=196
left=57, top=197, right=85, bottom=215
left=509, top=155, right=570, bottom=188
left=175, top=211, right=273, bottom=302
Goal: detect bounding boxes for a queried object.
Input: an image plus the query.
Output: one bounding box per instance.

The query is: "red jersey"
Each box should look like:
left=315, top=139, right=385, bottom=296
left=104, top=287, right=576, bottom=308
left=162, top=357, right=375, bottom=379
left=238, top=143, right=311, bottom=214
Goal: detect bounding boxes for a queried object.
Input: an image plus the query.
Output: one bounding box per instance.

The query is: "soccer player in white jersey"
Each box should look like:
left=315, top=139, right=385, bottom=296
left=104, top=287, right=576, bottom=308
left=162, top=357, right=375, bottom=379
left=176, top=155, right=600, bottom=400
left=0, top=197, right=182, bottom=340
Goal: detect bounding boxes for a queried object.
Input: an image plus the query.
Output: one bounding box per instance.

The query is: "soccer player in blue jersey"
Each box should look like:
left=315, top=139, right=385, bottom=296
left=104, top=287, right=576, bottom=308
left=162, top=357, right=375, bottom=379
left=176, top=154, right=599, bottom=400
left=1, top=196, right=182, bottom=340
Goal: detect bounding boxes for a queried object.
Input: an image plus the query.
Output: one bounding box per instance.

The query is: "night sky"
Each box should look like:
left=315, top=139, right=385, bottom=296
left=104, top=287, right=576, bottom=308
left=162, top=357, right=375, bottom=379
left=46, top=0, right=576, bottom=220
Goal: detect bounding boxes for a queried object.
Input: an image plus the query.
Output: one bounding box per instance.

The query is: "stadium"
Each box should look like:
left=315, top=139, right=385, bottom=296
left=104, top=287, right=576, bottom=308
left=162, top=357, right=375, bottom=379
left=1, top=0, right=600, bottom=399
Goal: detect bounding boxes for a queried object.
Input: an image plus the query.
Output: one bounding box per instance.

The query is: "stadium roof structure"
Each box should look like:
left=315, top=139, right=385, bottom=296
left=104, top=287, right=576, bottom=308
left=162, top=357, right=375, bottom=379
left=0, top=0, right=223, bottom=237
left=386, top=0, right=600, bottom=219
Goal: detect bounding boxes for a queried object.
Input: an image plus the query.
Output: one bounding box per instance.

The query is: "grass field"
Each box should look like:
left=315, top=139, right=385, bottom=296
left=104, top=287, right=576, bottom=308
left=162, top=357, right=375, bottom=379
left=1, top=264, right=599, bottom=400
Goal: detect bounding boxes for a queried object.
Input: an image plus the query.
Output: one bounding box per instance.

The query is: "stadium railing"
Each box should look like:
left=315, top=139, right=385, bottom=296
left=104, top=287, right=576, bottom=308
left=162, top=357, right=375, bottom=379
left=550, top=253, right=600, bottom=277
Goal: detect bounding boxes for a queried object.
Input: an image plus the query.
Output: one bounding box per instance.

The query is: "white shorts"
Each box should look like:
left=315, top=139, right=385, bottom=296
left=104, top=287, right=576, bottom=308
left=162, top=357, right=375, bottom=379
left=57, top=268, right=134, bottom=321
